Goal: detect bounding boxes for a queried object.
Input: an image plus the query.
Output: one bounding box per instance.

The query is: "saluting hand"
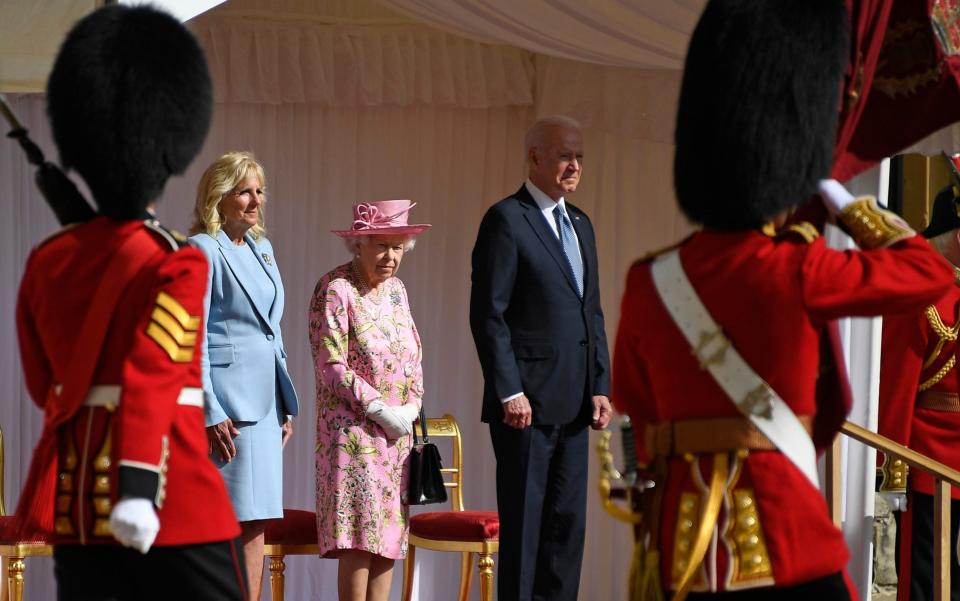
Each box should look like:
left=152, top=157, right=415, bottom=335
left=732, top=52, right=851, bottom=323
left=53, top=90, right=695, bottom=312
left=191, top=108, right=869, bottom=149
left=207, top=418, right=240, bottom=462
left=503, top=394, right=533, bottom=429
left=591, top=395, right=613, bottom=430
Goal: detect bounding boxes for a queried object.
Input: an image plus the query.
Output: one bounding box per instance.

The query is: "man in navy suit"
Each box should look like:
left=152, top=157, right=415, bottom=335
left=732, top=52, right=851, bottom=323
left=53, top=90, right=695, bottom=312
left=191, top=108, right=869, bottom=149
left=470, top=115, right=613, bottom=601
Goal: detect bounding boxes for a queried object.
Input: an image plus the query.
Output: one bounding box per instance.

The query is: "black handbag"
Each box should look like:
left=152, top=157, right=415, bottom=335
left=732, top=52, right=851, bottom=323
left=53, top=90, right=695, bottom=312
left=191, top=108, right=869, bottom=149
left=405, top=407, right=448, bottom=505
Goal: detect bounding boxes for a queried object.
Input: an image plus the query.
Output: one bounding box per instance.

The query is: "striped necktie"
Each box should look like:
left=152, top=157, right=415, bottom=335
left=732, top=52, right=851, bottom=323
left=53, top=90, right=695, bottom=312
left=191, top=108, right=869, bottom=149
left=553, top=205, right=583, bottom=297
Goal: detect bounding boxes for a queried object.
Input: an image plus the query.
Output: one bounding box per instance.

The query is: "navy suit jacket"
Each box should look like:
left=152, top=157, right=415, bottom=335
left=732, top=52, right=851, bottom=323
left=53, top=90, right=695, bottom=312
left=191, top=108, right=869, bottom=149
left=191, top=231, right=299, bottom=426
left=470, top=185, right=610, bottom=425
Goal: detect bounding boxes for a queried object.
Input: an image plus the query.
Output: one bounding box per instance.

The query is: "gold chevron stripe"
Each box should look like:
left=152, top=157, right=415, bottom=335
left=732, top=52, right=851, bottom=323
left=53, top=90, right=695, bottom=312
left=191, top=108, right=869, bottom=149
left=150, top=307, right=198, bottom=346
left=155, top=291, right=200, bottom=330
left=146, top=323, right=194, bottom=363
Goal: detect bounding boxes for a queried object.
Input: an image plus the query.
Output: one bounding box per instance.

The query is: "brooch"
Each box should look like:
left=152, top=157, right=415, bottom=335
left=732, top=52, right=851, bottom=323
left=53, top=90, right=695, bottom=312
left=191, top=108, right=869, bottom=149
left=262, top=253, right=273, bottom=265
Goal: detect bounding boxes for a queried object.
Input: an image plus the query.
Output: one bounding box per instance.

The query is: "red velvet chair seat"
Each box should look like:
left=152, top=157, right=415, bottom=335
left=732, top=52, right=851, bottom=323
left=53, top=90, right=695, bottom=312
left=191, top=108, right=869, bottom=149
left=264, top=509, right=317, bottom=545
left=0, top=516, right=48, bottom=544
left=410, top=510, right=499, bottom=542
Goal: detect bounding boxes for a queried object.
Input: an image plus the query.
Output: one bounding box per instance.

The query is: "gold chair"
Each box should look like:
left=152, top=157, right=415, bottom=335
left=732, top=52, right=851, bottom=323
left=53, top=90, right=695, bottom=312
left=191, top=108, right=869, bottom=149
left=401, top=414, right=499, bottom=601
left=0, top=427, right=54, bottom=601
left=263, top=509, right=319, bottom=601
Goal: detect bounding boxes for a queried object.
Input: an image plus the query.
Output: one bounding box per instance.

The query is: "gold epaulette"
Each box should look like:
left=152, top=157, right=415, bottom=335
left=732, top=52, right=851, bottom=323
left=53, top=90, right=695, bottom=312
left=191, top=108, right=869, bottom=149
left=878, top=456, right=908, bottom=493
left=838, top=196, right=915, bottom=249
left=779, top=222, right=820, bottom=243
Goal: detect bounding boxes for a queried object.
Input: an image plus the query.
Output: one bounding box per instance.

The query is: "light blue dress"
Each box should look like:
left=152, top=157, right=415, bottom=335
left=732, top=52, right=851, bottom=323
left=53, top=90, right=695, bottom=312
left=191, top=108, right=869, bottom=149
left=192, top=231, right=299, bottom=522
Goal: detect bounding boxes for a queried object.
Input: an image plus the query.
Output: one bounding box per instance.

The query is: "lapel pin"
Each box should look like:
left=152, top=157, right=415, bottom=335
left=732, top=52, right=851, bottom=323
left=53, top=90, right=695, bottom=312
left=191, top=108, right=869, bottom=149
left=262, top=253, right=273, bottom=265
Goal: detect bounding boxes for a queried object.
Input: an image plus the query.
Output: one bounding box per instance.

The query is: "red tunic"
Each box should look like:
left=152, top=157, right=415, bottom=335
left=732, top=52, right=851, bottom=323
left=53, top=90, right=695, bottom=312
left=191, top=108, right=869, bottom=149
left=15, top=217, right=240, bottom=546
left=878, top=281, right=960, bottom=499
left=613, top=227, right=953, bottom=593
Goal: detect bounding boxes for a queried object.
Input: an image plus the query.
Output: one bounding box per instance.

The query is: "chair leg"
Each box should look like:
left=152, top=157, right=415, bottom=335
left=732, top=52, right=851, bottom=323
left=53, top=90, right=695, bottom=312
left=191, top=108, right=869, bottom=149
left=6, top=557, right=23, bottom=601
left=477, top=552, right=494, bottom=601
left=401, top=544, right=416, bottom=601
left=267, top=555, right=285, bottom=601
left=458, top=552, right=474, bottom=601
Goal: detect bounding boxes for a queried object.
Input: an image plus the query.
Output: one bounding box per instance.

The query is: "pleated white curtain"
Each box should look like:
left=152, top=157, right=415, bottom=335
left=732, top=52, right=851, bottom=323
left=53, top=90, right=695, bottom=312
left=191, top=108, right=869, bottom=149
left=377, top=0, right=706, bottom=69
left=0, top=11, right=694, bottom=597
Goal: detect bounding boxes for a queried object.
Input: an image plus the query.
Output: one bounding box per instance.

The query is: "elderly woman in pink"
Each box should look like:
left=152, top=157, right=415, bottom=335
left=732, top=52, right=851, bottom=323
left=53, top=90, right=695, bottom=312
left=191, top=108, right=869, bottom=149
left=309, top=200, right=430, bottom=601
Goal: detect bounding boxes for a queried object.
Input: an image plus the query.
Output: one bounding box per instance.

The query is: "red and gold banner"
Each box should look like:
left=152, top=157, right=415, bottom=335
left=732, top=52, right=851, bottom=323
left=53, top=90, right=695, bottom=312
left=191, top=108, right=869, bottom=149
left=833, top=0, right=960, bottom=181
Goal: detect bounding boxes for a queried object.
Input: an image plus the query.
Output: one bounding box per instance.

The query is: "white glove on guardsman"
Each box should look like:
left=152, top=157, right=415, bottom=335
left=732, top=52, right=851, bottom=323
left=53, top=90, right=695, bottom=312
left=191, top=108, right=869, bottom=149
left=878, top=491, right=908, bottom=512
left=109, top=497, right=160, bottom=553
left=818, top=178, right=857, bottom=217
left=367, top=400, right=415, bottom=439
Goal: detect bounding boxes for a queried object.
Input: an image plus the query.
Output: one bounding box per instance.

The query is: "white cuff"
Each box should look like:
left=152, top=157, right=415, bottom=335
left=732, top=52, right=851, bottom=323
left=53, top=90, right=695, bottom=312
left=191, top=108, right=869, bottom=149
left=818, top=179, right=856, bottom=214
left=501, top=392, right=524, bottom=404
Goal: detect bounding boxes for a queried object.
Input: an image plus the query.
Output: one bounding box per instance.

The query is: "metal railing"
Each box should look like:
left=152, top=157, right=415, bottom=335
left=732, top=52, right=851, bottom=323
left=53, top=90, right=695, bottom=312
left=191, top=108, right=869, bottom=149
left=598, top=419, right=960, bottom=601
left=825, top=420, right=960, bottom=601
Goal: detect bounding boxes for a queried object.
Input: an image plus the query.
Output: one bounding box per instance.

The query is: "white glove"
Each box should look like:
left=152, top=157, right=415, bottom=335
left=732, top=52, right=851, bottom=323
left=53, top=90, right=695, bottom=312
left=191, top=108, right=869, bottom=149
left=879, top=491, right=908, bottom=512
left=109, top=497, right=160, bottom=553
left=367, top=400, right=414, bottom=439
left=818, top=179, right=857, bottom=217
left=395, top=403, right=421, bottom=426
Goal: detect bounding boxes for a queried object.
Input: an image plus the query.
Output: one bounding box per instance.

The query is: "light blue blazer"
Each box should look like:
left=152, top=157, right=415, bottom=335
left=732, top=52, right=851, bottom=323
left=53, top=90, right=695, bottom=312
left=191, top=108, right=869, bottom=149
left=191, top=231, right=299, bottom=426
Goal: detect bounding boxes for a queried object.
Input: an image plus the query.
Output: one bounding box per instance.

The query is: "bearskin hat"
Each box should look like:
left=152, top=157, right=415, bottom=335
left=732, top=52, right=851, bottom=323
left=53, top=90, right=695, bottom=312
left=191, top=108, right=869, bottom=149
left=46, top=5, right=212, bottom=219
left=674, top=0, right=848, bottom=230
left=923, top=185, right=960, bottom=239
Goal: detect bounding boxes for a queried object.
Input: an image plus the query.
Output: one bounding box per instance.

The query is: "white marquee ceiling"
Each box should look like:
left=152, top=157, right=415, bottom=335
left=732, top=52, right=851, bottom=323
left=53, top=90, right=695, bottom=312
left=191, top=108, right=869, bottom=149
left=0, top=0, right=705, bottom=93
left=378, top=0, right=706, bottom=69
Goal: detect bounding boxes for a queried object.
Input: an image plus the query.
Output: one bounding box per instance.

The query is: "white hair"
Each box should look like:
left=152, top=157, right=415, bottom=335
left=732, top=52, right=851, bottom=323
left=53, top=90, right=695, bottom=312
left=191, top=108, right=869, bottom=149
left=524, top=115, right=582, bottom=157
left=343, top=235, right=417, bottom=255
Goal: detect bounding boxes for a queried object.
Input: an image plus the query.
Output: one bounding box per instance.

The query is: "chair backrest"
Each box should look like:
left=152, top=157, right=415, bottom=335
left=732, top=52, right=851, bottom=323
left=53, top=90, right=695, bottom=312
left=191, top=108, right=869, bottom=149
left=424, top=414, right=464, bottom=512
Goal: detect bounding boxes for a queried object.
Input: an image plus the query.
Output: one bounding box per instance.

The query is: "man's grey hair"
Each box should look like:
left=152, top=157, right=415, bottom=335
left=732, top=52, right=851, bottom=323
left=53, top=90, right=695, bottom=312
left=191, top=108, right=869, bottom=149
left=524, top=115, right=582, bottom=157
left=344, top=235, right=417, bottom=255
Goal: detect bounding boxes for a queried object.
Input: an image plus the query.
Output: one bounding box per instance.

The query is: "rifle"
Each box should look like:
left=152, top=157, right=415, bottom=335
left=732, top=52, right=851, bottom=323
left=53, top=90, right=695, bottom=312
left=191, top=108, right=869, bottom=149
left=0, top=93, right=95, bottom=225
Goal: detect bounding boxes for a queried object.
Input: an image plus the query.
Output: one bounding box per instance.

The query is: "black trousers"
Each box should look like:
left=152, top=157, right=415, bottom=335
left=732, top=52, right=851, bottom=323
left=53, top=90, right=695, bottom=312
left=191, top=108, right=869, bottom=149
left=54, top=538, right=247, bottom=601
left=490, top=421, right=588, bottom=601
left=685, top=571, right=850, bottom=600
left=895, top=492, right=960, bottom=601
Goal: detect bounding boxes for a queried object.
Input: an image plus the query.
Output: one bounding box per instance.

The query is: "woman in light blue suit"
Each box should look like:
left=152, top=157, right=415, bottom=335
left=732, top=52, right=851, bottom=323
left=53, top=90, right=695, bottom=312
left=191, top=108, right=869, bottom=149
left=189, top=151, right=299, bottom=599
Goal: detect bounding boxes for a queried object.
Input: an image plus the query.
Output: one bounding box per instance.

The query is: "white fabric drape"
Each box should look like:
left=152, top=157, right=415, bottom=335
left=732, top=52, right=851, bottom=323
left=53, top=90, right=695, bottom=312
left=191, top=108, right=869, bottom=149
left=377, top=0, right=706, bottom=69
left=191, top=15, right=536, bottom=107
left=824, top=163, right=890, bottom=601
left=0, top=1, right=99, bottom=92
left=1, top=0, right=706, bottom=92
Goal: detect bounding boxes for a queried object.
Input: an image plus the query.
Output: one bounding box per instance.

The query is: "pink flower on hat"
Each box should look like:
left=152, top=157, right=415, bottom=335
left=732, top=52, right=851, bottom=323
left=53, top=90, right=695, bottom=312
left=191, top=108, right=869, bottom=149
left=333, top=200, right=431, bottom=238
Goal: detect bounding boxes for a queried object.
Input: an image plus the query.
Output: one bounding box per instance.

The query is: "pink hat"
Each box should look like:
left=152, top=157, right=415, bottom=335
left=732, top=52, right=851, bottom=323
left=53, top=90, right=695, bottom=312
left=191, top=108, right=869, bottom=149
left=332, top=199, right=432, bottom=237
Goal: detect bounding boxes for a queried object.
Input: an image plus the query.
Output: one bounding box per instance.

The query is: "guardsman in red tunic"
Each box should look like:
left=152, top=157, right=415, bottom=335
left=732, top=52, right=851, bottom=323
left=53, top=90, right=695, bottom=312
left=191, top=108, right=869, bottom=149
left=878, top=176, right=960, bottom=601
left=612, top=1, right=955, bottom=600
left=13, top=6, right=246, bottom=600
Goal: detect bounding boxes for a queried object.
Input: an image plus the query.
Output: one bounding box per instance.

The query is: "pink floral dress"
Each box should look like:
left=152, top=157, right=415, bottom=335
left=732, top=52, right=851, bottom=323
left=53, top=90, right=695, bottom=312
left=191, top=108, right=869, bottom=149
left=309, top=262, right=424, bottom=560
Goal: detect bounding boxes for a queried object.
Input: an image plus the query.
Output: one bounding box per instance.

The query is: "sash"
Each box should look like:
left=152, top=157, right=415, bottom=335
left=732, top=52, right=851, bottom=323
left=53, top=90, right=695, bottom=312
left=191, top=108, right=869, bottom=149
left=650, top=251, right=820, bottom=489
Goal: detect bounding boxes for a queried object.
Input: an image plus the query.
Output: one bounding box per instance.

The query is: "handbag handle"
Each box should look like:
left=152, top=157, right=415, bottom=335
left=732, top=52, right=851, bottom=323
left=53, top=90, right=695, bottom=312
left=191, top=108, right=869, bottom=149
left=413, top=406, right=429, bottom=444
